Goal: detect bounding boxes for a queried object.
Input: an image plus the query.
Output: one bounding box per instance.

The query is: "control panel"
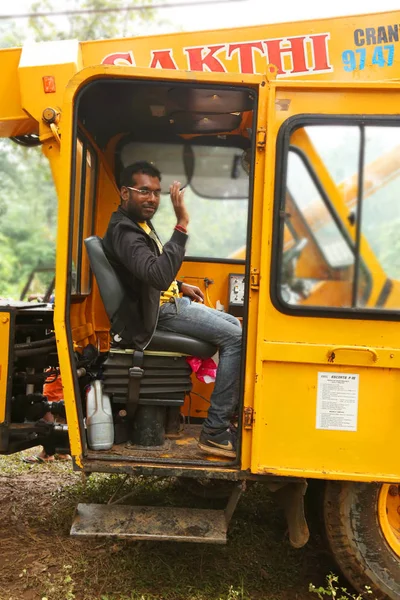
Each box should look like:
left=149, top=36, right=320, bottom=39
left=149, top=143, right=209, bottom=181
left=228, top=273, right=245, bottom=316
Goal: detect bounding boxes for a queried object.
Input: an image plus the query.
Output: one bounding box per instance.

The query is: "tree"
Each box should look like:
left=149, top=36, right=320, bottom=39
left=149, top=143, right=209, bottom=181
left=0, top=140, right=56, bottom=297
left=0, top=0, right=157, bottom=298
left=27, top=0, right=156, bottom=42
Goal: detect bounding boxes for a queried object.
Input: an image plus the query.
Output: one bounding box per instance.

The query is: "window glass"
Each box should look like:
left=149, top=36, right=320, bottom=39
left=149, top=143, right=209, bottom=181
left=287, top=151, right=354, bottom=269
left=80, top=147, right=96, bottom=294
left=278, top=122, right=400, bottom=312
left=191, top=145, right=249, bottom=199
left=305, top=125, right=360, bottom=184
left=282, top=149, right=358, bottom=309
left=71, top=138, right=96, bottom=295
left=119, top=142, right=187, bottom=192
left=71, top=140, right=83, bottom=293
left=153, top=186, right=248, bottom=259
left=361, top=127, right=400, bottom=281
left=152, top=142, right=250, bottom=259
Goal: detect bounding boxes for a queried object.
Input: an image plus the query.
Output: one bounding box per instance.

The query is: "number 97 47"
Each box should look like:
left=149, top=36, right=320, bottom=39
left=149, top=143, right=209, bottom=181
left=342, top=45, right=394, bottom=72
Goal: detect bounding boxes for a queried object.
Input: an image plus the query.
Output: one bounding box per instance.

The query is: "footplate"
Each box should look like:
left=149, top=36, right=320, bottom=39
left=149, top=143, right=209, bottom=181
left=71, top=503, right=227, bottom=543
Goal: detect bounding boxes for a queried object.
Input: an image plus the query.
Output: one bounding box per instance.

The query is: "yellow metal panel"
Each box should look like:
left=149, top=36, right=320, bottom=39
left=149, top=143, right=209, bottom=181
left=1, top=11, right=400, bottom=135
left=71, top=322, right=94, bottom=344
left=44, top=108, right=85, bottom=466
left=239, top=79, right=270, bottom=471
left=18, top=40, right=82, bottom=124
left=250, top=82, right=400, bottom=482
left=0, top=48, right=38, bottom=137
left=79, top=10, right=400, bottom=83
left=261, top=342, right=400, bottom=370
left=252, top=361, right=400, bottom=482
left=0, top=313, right=10, bottom=424
left=176, top=261, right=245, bottom=420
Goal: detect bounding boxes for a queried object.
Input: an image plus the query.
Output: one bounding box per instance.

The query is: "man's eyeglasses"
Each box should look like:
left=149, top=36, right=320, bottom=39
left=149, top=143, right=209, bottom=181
left=126, top=186, right=161, bottom=199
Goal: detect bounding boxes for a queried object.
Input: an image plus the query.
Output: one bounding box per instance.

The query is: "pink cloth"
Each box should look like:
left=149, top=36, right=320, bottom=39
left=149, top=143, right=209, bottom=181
left=186, top=357, right=217, bottom=383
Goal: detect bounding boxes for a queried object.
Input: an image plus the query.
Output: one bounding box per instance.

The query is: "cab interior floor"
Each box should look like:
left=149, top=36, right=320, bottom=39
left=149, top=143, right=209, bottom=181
left=86, top=424, right=234, bottom=466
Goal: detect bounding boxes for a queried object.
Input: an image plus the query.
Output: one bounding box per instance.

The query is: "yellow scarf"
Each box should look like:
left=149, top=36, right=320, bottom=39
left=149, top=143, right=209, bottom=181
left=138, top=222, right=180, bottom=305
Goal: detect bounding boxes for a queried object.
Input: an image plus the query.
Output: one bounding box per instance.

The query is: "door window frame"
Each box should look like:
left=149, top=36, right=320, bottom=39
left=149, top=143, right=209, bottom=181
left=271, top=114, right=400, bottom=321
left=70, top=131, right=97, bottom=297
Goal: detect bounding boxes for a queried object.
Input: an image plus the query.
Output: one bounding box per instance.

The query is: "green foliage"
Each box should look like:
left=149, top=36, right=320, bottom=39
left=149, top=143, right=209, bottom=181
left=0, top=20, right=24, bottom=48
left=1, top=455, right=334, bottom=599
left=0, top=0, right=157, bottom=299
left=27, top=0, right=156, bottom=43
left=0, top=140, right=56, bottom=297
left=309, top=573, right=375, bottom=600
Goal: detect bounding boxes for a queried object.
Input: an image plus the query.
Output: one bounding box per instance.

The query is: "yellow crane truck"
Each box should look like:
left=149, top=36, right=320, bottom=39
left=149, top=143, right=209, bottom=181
left=1, top=8, right=400, bottom=598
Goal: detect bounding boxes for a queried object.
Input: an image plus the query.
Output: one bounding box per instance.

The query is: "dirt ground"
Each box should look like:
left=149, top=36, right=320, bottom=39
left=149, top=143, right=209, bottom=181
left=0, top=451, right=336, bottom=600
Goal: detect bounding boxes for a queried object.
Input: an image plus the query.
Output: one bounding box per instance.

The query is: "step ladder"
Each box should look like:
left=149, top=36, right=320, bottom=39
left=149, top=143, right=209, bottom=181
left=70, top=481, right=244, bottom=544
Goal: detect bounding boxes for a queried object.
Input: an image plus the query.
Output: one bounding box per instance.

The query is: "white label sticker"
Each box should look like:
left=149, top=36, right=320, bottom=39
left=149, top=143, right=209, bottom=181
left=316, top=372, right=359, bottom=431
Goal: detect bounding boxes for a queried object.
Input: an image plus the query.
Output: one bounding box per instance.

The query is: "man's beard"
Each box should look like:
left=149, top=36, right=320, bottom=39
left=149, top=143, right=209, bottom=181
left=126, top=203, right=157, bottom=222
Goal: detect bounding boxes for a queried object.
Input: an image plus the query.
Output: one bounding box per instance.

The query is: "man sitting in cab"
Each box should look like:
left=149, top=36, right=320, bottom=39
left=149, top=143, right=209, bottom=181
left=103, top=161, right=242, bottom=458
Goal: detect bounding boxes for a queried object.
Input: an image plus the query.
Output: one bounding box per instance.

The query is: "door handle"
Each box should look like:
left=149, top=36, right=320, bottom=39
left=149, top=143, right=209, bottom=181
left=327, top=346, right=378, bottom=363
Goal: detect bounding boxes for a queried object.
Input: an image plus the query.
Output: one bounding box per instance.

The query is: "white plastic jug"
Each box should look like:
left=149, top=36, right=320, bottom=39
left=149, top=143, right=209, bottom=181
left=86, top=380, right=114, bottom=450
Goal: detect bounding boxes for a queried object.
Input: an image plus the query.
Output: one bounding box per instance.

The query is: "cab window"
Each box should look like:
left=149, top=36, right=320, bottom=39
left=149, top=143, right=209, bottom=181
left=276, top=119, right=400, bottom=313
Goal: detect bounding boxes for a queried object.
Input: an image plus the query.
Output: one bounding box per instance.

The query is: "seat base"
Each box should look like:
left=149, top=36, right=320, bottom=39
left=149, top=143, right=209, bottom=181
left=102, top=352, right=192, bottom=405
left=116, top=329, right=217, bottom=358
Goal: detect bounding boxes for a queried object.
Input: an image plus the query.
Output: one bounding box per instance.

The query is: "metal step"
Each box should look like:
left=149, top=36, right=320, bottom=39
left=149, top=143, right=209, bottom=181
left=71, top=503, right=227, bottom=543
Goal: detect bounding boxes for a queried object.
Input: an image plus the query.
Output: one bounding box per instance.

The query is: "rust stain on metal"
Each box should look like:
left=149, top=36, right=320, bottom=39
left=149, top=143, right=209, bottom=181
left=327, top=351, right=335, bottom=363
left=244, top=406, right=254, bottom=429
left=205, top=455, right=231, bottom=463
left=175, top=438, right=194, bottom=446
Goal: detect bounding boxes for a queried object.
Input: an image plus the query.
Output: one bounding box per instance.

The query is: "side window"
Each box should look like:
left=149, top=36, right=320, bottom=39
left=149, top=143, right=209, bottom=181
left=277, top=121, right=400, bottom=313
left=71, top=137, right=96, bottom=295
left=362, top=127, right=400, bottom=283
left=287, top=149, right=354, bottom=269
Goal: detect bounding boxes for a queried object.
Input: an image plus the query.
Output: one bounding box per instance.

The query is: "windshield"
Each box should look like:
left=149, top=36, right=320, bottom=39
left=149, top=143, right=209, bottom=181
left=118, top=139, right=250, bottom=259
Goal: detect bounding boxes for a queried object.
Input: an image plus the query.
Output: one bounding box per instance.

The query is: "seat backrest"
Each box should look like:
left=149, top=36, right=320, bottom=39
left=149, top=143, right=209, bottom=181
left=84, top=235, right=217, bottom=357
left=84, top=236, right=126, bottom=321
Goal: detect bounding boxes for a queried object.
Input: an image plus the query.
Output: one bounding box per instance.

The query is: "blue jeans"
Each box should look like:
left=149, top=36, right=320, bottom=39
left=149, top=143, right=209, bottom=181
left=157, top=297, right=242, bottom=431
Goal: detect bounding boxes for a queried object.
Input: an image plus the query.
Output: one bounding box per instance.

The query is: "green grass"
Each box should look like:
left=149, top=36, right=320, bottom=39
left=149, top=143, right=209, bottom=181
left=0, top=451, right=334, bottom=600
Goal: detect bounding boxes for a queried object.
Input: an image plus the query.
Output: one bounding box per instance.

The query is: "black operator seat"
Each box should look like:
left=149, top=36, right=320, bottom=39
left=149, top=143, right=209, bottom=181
left=84, top=236, right=217, bottom=358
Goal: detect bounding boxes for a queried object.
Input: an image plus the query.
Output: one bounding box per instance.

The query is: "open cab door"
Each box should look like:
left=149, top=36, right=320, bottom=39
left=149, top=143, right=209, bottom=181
left=54, top=64, right=271, bottom=478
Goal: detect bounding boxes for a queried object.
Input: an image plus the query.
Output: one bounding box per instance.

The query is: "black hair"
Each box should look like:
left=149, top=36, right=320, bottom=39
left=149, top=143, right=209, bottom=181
left=120, top=161, right=162, bottom=188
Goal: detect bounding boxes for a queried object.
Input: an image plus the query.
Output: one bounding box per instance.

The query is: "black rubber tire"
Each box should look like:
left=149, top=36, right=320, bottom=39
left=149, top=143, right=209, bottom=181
left=324, top=481, right=400, bottom=600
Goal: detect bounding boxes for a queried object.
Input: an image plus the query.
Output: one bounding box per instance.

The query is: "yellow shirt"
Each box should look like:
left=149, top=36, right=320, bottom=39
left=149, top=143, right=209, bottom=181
left=138, top=222, right=180, bottom=305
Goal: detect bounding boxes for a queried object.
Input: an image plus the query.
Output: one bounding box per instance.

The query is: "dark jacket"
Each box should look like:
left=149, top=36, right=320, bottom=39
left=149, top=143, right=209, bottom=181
left=102, top=206, right=187, bottom=350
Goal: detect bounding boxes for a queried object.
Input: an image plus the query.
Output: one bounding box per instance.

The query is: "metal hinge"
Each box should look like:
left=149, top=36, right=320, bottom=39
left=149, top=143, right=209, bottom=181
left=243, top=407, right=254, bottom=430
left=256, top=127, right=266, bottom=150
left=250, top=268, right=260, bottom=290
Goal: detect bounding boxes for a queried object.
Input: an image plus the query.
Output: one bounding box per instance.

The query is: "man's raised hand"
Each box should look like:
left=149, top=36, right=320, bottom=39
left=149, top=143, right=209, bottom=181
left=170, top=181, right=189, bottom=229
